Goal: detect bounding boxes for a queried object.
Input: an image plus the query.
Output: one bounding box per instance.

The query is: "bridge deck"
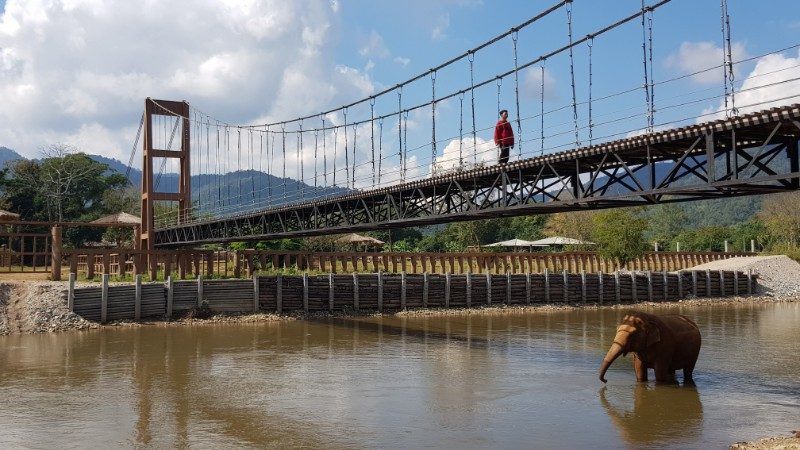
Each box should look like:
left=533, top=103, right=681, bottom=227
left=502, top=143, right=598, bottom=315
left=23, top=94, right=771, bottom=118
left=155, top=104, right=800, bottom=246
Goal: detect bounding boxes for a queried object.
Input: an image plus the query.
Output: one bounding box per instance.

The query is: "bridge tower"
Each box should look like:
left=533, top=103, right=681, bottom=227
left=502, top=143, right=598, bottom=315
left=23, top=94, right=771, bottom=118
left=139, top=98, right=191, bottom=251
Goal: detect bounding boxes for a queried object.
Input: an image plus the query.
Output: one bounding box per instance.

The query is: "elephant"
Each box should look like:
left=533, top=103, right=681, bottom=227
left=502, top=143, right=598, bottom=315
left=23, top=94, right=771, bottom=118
left=599, top=311, right=701, bottom=384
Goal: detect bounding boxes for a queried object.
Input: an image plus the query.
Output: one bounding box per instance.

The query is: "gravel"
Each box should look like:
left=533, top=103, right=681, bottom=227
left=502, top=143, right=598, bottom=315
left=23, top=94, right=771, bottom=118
left=730, top=435, right=800, bottom=450
left=690, top=255, right=800, bottom=298
left=0, top=282, right=96, bottom=335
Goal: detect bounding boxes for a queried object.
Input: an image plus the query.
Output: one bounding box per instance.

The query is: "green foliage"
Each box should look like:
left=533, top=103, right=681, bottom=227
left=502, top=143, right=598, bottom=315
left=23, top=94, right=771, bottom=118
left=646, top=203, right=688, bottom=246
left=591, top=209, right=648, bottom=266
left=759, top=191, right=800, bottom=247
left=0, top=146, right=131, bottom=247
left=673, top=226, right=733, bottom=252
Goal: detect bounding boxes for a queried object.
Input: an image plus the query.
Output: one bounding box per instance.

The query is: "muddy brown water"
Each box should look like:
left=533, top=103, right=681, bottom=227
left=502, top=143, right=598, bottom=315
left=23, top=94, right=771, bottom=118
left=0, top=302, right=797, bottom=449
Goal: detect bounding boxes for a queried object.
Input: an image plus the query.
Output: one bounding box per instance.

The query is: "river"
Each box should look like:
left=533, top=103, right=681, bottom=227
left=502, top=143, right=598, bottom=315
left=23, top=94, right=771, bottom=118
left=0, top=302, right=797, bottom=449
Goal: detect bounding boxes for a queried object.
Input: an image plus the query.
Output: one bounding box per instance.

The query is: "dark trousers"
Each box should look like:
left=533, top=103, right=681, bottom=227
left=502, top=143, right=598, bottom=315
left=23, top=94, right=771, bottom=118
left=499, top=146, right=510, bottom=164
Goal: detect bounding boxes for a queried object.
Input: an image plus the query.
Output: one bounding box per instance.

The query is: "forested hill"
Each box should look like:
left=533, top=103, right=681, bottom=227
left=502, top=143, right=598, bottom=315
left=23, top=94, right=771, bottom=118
left=0, top=146, right=765, bottom=224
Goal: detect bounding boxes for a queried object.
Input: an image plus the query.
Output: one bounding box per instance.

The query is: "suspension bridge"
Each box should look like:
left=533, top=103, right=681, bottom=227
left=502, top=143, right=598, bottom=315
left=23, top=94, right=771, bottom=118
left=128, top=0, right=800, bottom=248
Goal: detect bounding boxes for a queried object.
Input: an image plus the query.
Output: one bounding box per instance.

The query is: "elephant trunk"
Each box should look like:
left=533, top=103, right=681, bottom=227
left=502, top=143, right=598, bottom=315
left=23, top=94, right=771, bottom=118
left=599, top=329, right=629, bottom=383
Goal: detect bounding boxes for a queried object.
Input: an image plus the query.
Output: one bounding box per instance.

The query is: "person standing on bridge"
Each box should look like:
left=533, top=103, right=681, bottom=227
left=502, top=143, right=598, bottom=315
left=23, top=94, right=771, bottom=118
left=494, top=109, right=514, bottom=165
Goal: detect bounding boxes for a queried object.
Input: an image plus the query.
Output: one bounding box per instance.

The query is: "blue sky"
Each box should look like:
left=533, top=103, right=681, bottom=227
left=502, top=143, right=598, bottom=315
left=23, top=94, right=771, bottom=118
left=0, top=0, right=799, bottom=195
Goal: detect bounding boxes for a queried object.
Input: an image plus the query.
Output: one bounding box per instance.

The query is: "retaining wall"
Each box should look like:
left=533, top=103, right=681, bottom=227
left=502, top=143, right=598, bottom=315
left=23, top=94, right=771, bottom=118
left=69, top=269, right=757, bottom=323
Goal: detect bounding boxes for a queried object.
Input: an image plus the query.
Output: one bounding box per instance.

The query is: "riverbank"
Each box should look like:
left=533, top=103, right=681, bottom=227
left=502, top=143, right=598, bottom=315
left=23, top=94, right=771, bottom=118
left=730, top=434, right=800, bottom=449
left=1, top=280, right=798, bottom=335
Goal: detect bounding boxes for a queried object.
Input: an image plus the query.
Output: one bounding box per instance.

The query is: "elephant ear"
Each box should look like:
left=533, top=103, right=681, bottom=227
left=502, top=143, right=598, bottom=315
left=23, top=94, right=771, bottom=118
left=645, top=323, right=661, bottom=347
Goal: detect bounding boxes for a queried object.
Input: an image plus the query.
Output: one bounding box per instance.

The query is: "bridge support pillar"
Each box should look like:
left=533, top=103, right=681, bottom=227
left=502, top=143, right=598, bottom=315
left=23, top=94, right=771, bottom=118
left=140, top=98, right=190, bottom=250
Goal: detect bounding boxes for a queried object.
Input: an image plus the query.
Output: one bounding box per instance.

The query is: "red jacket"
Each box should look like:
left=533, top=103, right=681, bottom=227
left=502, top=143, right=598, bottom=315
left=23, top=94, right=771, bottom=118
left=494, top=120, right=514, bottom=147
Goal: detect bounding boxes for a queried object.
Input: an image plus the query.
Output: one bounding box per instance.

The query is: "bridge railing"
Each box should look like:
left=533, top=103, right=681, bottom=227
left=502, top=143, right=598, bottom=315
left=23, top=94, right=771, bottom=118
left=59, top=249, right=753, bottom=281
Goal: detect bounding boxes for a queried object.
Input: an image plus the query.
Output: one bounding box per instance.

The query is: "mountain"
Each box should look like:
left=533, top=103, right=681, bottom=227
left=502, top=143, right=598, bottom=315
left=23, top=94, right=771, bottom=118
left=0, top=145, right=777, bottom=224
left=0, top=147, right=24, bottom=167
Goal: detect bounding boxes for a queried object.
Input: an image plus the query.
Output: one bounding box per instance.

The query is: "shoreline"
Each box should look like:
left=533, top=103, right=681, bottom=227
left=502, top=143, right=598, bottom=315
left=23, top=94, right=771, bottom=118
left=77, top=294, right=800, bottom=332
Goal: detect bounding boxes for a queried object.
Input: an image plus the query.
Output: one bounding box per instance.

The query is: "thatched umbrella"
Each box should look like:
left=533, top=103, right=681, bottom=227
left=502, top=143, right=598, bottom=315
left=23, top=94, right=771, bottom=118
left=0, top=209, right=20, bottom=221
left=91, top=212, right=141, bottom=248
left=90, top=212, right=141, bottom=226
left=335, top=233, right=385, bottom=251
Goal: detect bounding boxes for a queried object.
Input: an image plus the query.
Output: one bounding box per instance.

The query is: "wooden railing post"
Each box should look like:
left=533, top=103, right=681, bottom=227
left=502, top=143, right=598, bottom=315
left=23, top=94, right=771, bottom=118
left=234, top=251, right=242, bottom=278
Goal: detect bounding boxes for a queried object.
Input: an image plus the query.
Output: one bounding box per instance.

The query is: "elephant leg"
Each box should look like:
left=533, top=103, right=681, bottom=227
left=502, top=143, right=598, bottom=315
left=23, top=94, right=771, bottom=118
left=683, top=361, right=697, bottom=385
left=633, top=355, right=648, bottom=382
left=654, top=363, right=675, bottom=384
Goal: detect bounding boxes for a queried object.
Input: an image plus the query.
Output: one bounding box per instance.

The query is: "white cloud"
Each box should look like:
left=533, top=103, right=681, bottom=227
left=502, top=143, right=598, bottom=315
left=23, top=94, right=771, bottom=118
left=701, top=49, right=800, bottom=120
left=0, top=0, right=373, bottom=164
left=431, top=137, right=496, bottom=175
left=431, top=13, right=450, bottom=41
left=522, top=66, right=557, bottom=101
left=393, top=56, right=410, bottom=68
left=665, top=41, right=747, bottom=84
left=359, top=30, right=389, bottom=58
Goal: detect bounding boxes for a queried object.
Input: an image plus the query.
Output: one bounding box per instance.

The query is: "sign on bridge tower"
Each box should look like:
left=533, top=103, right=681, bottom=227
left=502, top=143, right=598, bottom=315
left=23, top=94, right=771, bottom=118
left=140, top=98, right=190, bottom=251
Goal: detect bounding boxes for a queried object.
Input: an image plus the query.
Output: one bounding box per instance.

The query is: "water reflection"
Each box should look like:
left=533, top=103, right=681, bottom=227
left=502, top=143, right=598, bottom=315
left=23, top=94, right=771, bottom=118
left=0, top=302, right=797, bottom=449
left=600, top=384, right=704, bottom=447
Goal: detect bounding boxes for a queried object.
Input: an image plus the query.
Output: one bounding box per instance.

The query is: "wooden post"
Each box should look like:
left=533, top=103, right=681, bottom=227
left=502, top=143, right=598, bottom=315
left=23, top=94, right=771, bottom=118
left=719, top=270, right=725, bottom=297
left=328, top=273, right=334, bottom=312
left=747, top=269, right=753, bottom=294
left=506, top=272, right=512, bottom=305
left=377, top=272, right=383, bottom=312
left=486, top=272, right=492, bottom=306
left=253, top=274, right=260, bottom=312
left=50, top=225, right=62, bottom=281
left=662, top=271, right=668, bottom=300
left=445, top=273, right=451, bottom=308
left=581, top=271, right=587, bottom=304
left=197, top=274, right=204, bottom=307
left=466, top=272, right=472, bottom=307
left=598, top=271, right=604, bottom=305
left=101, top=274, right=108, bottom=324
left=646, top=271, right=653, bottom=301
left=233, top=252, right=242, bottom=278
left=705, top=269, right=712, bottom=297
left=134, top=274, right=142, bottom=321
left=149, top=253, right=157, bottom=281
left=422, top=272, right=429, bottom=308
left=631, top=272, right=638, bottom=302
left=304, top=272, right=310, bottom=312
left=352, top=273, right=358, bottom=312
left=678, top=270, right=684, bottom=298
left=544, top=268, right=551, bottom=303
left=401, top=272, right=407, bottom=310
left=525, top=273, right=531, bottom=305
left=615, top=272, right=621, bottom=304
left=166, top=276, right=173, bottom=318
left=87, top=251, right=96, bottom=280
left=68, top=272, right=75, bottom=312
left=563, top=270, right=569, bottom=303
left=277, top=274, right=283, bottom=313
left=102, top=252, right=111, bottom=276
left=692, top=271, right=698, bottom=297
left=734, top=271, right=739, bottom=296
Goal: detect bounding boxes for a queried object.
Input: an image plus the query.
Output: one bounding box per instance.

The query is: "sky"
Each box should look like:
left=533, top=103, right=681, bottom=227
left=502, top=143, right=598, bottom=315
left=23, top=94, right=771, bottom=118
left=1, top=0, right=799, bottom=191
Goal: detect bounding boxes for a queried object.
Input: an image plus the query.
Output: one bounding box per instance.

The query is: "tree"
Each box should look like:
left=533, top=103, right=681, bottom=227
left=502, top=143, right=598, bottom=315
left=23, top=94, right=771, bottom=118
left=544, top=210, right=596, bottom=251
left=646, top=203, right=688, bottom=248
left=759, top=191, right=800, bottom=247
left=673, top=226, right=732, bottom=252
left=591, top=209, right=648, bottom=267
